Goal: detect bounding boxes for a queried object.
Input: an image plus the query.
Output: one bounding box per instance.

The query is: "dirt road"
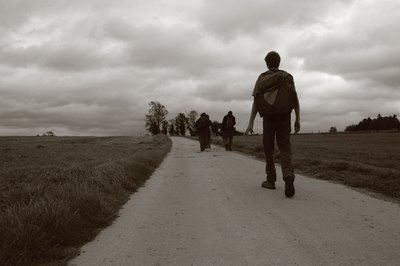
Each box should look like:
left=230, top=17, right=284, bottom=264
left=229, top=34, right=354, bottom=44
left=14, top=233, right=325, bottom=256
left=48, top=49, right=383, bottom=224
left=70, top=137, right=400, bottom=266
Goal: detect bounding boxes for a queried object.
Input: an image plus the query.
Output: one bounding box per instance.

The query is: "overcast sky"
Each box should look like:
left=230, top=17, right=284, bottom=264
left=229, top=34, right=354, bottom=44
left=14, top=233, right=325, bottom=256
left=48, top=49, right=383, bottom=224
left=1, top=0, right=399, bottom=136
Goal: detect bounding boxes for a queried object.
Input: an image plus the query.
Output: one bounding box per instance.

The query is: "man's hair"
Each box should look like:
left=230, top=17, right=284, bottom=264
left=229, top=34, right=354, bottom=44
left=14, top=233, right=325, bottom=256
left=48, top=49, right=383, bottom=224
left=264, top=51, right=281, bottom=68
left=228, top=111, right=233, bottom=115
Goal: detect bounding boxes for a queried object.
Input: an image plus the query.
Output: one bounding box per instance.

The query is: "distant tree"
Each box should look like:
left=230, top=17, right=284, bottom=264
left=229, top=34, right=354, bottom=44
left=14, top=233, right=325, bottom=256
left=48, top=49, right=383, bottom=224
left=145, top=101, right=168, bottom=135
left=145, top=115, right=159, bottom=135
left=345, top=125, right=355, bottom=132
left=161, top=120, right=168, bottom=135
left=345, top=114, right=400, bottom=132
left=146, top=118, right=159, bottom=135
left=187, top=110, right=198, bottom=136
left=394, top=115, right=400, bottom=129
left=42, top=131, right=55, bottom=136
left=168, top=119, right=175, bottom=136
left=175, top=113, right=187, bottom=136
left=329, top=126, right=337, bottom=133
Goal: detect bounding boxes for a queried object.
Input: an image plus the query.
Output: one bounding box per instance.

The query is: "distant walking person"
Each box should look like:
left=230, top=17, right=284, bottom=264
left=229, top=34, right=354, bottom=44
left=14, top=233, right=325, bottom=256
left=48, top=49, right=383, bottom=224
left=205, top=114, right=212, bottom=149
left=244, top=51, right=300, bottom=198
left=196, top=113, right=211, bottom=152
left=221, top=111, right=236, bottom=151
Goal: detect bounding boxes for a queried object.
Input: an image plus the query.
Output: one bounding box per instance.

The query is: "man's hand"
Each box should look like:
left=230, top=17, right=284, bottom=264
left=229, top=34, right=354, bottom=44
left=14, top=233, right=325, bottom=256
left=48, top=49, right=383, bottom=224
left=294, top=120, right=301, bottom=134
left=244, top=124, right=254, bottom=136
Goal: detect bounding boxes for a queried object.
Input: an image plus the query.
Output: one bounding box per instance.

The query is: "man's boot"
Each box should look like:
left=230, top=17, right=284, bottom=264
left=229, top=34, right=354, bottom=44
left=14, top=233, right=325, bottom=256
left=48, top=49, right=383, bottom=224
left=261, top=180, right=276, bottom=189
left=284, top=176, right=295, bottom=198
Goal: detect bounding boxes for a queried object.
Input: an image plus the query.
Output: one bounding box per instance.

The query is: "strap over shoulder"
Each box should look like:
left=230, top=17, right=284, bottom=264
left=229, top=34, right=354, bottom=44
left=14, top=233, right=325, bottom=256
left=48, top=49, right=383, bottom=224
left=258, top=71, right=285, bottom=94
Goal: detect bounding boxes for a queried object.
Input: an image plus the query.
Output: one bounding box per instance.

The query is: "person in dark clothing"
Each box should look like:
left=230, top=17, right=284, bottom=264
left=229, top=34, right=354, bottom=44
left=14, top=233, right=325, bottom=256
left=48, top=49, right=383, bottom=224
left=244, top=51, right=300, bottom=198
left=195, top=113, right=211, bottom=152
left=221, top=111, right=236, bottom=151
left=205, top=114, right=212, bottom=149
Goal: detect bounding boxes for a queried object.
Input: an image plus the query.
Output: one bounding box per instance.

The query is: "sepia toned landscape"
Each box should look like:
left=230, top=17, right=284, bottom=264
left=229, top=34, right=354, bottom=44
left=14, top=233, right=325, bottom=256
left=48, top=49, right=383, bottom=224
left=1, top=0, right=400, bottom=265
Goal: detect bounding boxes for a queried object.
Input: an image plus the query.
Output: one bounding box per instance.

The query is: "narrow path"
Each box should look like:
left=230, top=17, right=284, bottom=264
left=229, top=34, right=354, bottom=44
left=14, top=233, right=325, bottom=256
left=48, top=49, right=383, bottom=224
left=70, top=137, right=400, bottom=266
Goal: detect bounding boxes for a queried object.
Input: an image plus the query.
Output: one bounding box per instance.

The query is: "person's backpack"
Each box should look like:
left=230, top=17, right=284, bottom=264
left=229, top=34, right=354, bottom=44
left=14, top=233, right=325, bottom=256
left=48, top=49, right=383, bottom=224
left=255, top=70, right=296, bottom=117
left=196, top=117, right=209, bottom=131
left=225, top=116, right=235, bottom=130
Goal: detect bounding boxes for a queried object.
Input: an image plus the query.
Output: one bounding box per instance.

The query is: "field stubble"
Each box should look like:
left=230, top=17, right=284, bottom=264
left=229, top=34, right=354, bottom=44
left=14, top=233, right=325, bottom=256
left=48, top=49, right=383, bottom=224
left=0, top=135, right=171, bottom=266
left=211, top=132, right=400, bottom=198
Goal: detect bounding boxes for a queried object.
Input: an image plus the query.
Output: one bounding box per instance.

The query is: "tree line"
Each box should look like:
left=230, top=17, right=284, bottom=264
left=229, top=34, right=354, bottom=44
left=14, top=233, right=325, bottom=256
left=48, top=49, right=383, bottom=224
left=345, top=114, right=400, bottom=132
left=144, top=101, right=222, bottom=136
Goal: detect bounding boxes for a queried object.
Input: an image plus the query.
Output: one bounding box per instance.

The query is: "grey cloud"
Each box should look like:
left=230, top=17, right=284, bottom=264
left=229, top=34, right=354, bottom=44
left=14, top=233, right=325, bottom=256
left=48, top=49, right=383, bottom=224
left=0, top=0, right=399, bottom=136
left=0, top=99, right=144, bottom=136
left=102, top=18, right=261, bottom=75
left=102, top=17, right=137, bottom=41
left=295, top=42, right=400, bottom=88
left=191, top=68, right=257, bottom=102
left=0, top=0, right=55, bottom=29
left=122, top=24, right=225, bottom=72
left=0, top=65, right=155, bottom=136
left=289, top=1, right=400, bottom=88
left=0, top=0, right=129, bottom=30
left=196, top=0, right=354, bottom=39
left=0, top=37, right=109, bottom=72
left=42, top=45, right=104, bottom=71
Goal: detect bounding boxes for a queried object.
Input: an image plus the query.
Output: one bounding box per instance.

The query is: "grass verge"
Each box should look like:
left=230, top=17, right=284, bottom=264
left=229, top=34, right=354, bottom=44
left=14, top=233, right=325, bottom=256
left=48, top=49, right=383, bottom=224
left=0, top=135, right=171, bottom=266
left=209, top=132, right=400, bottom=199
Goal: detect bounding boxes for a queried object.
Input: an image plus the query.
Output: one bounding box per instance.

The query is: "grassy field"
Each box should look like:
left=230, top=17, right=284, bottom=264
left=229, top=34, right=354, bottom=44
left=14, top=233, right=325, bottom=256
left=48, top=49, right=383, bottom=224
left=0, top=135, right=171, bottom=266
left=210, top=132, right=400, bottom=198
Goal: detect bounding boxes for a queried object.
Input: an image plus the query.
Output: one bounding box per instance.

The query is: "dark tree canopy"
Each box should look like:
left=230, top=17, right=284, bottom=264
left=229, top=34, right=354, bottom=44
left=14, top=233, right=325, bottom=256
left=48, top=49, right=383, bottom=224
left=168, top=119, right=175, bottom=136
left=145, top=101, right=168, bottom=135
left=175, top=113, right=187, bottom=136
left=161, top=120, right=168, bottom=135
left=345, top=114, right=400, bottom=132
left=329, top=126, right=337, bottom=133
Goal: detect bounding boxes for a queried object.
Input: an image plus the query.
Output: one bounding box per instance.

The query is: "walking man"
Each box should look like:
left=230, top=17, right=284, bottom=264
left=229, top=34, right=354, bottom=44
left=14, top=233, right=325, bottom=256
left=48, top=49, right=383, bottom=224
left=196, top=113, right=211, bottom=152
left=221, top=111, right=236, bottom=151
left=244, top=51, right=300, bottom=198
left=205, top=114, right=212, bottom=149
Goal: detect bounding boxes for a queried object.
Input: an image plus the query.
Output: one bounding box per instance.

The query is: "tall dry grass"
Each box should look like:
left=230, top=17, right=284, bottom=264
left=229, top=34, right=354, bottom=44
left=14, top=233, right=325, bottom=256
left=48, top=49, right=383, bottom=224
left=0, top=135, right=171, bottom=266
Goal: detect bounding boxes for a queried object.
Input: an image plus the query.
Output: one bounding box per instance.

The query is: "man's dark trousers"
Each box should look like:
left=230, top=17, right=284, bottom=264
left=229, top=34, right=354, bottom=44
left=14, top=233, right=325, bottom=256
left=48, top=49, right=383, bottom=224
left=263, top=113, right=295, bottom=182
left=223, top=130, right=234, bottom=150
left=198, top=131, right=208, bottom=151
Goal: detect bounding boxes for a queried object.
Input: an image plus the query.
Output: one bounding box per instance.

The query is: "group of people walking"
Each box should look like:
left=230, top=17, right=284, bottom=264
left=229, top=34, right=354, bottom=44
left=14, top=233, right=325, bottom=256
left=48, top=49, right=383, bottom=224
left=195, top=51, right=300, bottom=198
left=195, top=111, right=236, bottom=152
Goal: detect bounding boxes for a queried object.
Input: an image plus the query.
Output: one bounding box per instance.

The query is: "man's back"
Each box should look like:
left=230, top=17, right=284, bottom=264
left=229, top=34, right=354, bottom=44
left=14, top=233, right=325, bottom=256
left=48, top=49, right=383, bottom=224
left=196, top=116, right=209, bottom=132
left=253, top=69, right=298, bottom=117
